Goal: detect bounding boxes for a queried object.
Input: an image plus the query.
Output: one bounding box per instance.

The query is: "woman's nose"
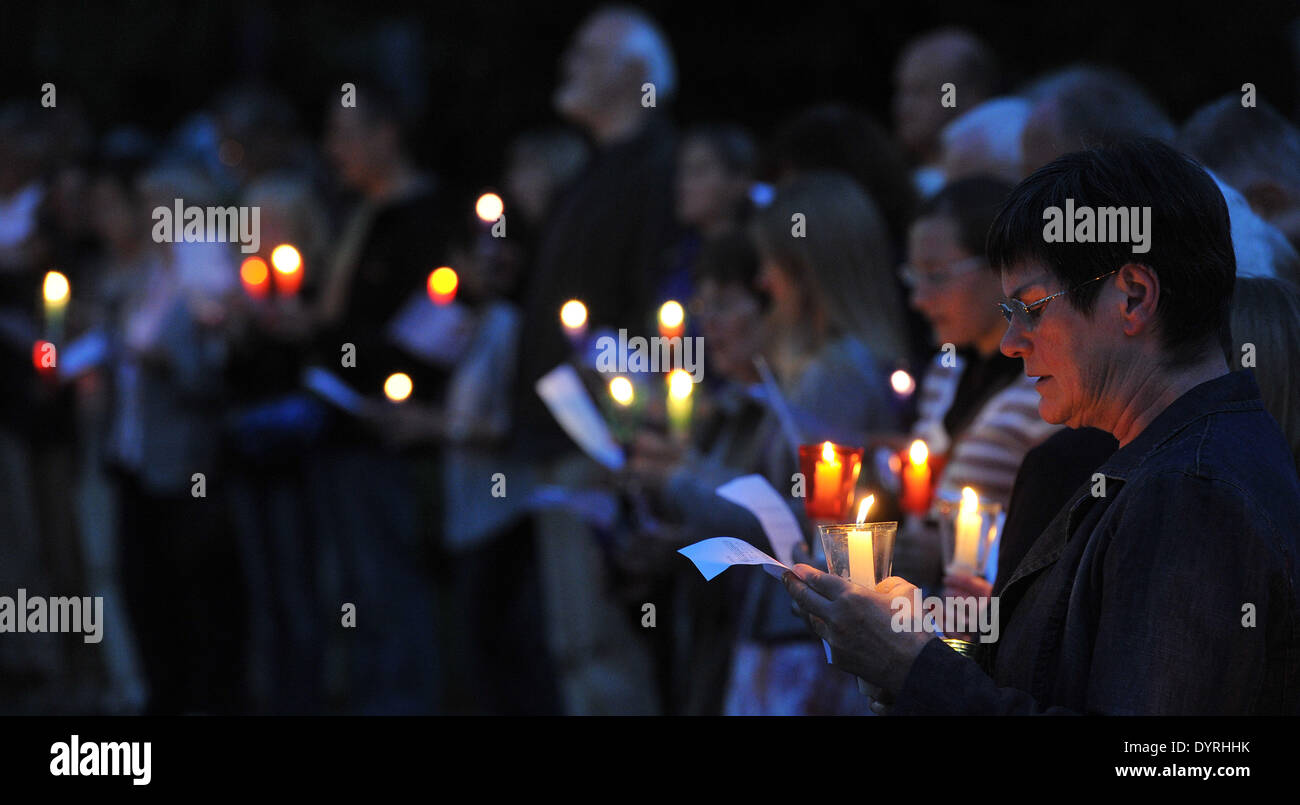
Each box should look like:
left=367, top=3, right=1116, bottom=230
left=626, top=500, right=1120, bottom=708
left=1000, top=318, right=1029, bottom=359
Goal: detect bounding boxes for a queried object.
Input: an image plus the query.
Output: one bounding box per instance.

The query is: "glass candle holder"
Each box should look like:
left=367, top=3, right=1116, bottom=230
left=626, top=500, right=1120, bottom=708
left=817, top=520, right=898, bottom=694
left=934, top=488, right=1004, bottom=578
left=798, top=442, right=864, bottom=522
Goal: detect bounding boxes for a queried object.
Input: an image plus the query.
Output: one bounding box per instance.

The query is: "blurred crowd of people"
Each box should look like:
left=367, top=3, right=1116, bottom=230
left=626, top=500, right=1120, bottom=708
left=2, top=7, right=1300, bottom=715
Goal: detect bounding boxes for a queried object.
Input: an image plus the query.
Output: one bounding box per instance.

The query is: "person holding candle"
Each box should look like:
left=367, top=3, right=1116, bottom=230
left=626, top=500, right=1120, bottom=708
left=627, top=174, right=905, bottom=715
left=889, top=177, right=1062, bottom=589
left=784, top=139, right=1300, bottom=715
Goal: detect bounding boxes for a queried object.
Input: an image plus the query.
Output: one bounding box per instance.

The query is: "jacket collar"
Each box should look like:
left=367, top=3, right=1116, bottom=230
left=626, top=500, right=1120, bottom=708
left=1096, top=370, right=1263, bottom=481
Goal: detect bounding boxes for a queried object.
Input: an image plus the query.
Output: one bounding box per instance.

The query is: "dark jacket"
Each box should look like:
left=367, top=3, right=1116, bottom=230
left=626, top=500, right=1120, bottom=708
left=894, top=370, right=1300, bottom=715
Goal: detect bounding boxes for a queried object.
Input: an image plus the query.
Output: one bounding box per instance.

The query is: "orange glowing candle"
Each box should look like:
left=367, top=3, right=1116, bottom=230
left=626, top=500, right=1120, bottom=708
left=427, top=266, right=458, bottom=306
left=270, top=244, right=303, bottom=297
left=812, top=441, right=845, bottom=517
left=658, top=300, right=685, bottom=339
left=240, top=257, right=270, bottom=300
left=901, top=439, right=932, bottom=516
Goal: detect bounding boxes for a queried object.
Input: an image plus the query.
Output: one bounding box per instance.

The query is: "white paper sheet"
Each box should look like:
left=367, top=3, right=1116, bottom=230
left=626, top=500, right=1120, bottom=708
left=535, top=364, right=624, bottom=470
left=386, top=291, right=476, bottom=367
left=714, top=474, right=804, bottom=567
left=678, top=537, right=790, bottom=581
left=302, top=366, right=366, bottom=415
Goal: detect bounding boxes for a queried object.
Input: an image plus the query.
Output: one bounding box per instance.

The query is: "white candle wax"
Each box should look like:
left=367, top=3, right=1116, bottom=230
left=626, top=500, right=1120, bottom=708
left=847, top=527, right=876, bottom=588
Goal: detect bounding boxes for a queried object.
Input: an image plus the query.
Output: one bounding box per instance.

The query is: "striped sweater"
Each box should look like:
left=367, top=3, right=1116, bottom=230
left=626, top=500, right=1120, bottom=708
left=912, top=351, right=1062, bottom=509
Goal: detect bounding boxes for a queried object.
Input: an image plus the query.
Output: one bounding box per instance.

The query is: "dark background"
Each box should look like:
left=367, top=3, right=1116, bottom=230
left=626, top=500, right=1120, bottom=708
left=2, top=0, right=1299, bottom=203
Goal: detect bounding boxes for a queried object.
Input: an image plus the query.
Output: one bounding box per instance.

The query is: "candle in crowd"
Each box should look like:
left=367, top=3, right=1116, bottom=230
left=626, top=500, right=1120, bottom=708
left=890, top=369, right=916, bottom=397
left=475, top=192, right=504, bottom=224
left=900, top=439, right=932, bottom=515
left=427, top=266, right=459, bottom=306
left=666, top=368, right=693, bottom=441
left=43, top=270, right=70, bottom=340
left=270, top=244, right=303, bottom=297
left=848, top=495, right=877, bottom=588
left=812, top=441, right=844, bottom=518
left=658, top=300, right=685, bottom=339
left=384, top=372, right=413, bottom=403
left=953, top=486, right=982, bottom=571
left=561, top=299, right=588, bottom=346
left=609, top=376, right=635, bottom=407
left=240, top=257, right=271, bottom=300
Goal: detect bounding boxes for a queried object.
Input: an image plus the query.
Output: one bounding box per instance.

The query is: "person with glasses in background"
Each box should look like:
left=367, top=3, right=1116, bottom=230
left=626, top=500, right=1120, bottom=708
left=783, top=140, right=1300, bottom=715
left=888, top=177, right=1061, bottom=592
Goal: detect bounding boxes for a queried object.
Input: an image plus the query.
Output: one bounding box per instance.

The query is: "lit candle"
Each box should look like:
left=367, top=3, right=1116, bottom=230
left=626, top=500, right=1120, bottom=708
left=901, top=439, right=932, bottom=515
left=427, top=266, right=459, bottom=306
left=384, top=372, right=413, bottom=403
left=666, top=368, right=693, bottom=442
left=560, top=299, right=588, bottom=347
left=812, top=441, right=844, bottom=518
left=240, top=257, right=270, bottom=300
left=609, top=376, right=634, bottom=407
left=658, top=300, right=685, bottom=339
left=848, top=495, right=877, bottom=588
left=890, top=369, right=916, bottom=397
left=270, top=244, right=303, bottom=297
left=953, top=486, right=982, bottom=571
left=43, top=270, right=70, bottom=340
left=475, top=192, right=504, bottom=224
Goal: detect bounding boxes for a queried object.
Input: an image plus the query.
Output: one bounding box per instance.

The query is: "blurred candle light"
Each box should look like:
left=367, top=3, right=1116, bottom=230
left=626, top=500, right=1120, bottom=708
left=666, top=368, right=694, bottom=441
left=240, top=257, right=271, bottom=300
left=43, top=270, right=70, bottom=339
left=384, top=372, right=413, bottom=403
left=890, top=369, right=916, bottom=397
left=270, top=244, right=303, bottom=297
left=609, top=376, right=635, bottom=407
left=901, top=439, right=932, bottom=516
left=427, top=266, right=459, bottom=306
left=475, top=192, right=504, bottom=223
left=560, top=299, right=588, bottom=345
left=658, top=300, right=685, bottom=338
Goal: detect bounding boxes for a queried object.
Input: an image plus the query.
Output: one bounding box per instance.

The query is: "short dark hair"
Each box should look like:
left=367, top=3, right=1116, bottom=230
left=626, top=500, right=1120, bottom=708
left=916, top=176, right=1016, bottom=266
left=987, top=138, right=1236, bottom=365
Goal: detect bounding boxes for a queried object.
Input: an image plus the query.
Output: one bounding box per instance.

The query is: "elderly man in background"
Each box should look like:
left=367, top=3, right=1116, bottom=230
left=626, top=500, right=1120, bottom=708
left=784, top=139, right=1300, bottom=715
left=892, top=28, right=1000, bottom=198
left=512, top=5, right=680, bottom=715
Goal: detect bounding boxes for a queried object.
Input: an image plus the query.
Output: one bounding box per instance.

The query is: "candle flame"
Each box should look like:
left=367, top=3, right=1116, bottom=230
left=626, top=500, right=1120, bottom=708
left=658, top=300, right=685, bottom=329
left=856, top=494, right=875, bottom=524
left=271, top=244, right=302, bottom=275
left=909, top=439, right=928, bottom=466
left=384, top=372, right=413, bottom=402
left=890, top=369, right=915, bottom=396
left=960, top=486, right=979, bottom=515
left=560, top=299, right=588, bottom=329
left=240, top=257, right=269, bottom=287
left=821, top=441, right=838, bottom=465
left=476, top=192, right=504, bottom=223
left=427, top=266, right=459, bottom=304
left=609, top=376, right=634, bottom=406
left=667, top=368, right=693, bottom=399
left=44, top=270, right=70, bottom=304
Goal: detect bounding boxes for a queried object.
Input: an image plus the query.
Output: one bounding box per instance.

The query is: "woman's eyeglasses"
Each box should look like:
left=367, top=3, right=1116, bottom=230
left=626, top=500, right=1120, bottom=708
left=897, top=255, right=985, bottom=289
left=996, top=268, right=1120, bottom=330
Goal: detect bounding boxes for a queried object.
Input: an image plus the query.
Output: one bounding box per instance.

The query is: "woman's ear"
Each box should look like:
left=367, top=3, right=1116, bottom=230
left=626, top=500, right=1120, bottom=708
left=1115, top=262, right=1161, bottom=336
